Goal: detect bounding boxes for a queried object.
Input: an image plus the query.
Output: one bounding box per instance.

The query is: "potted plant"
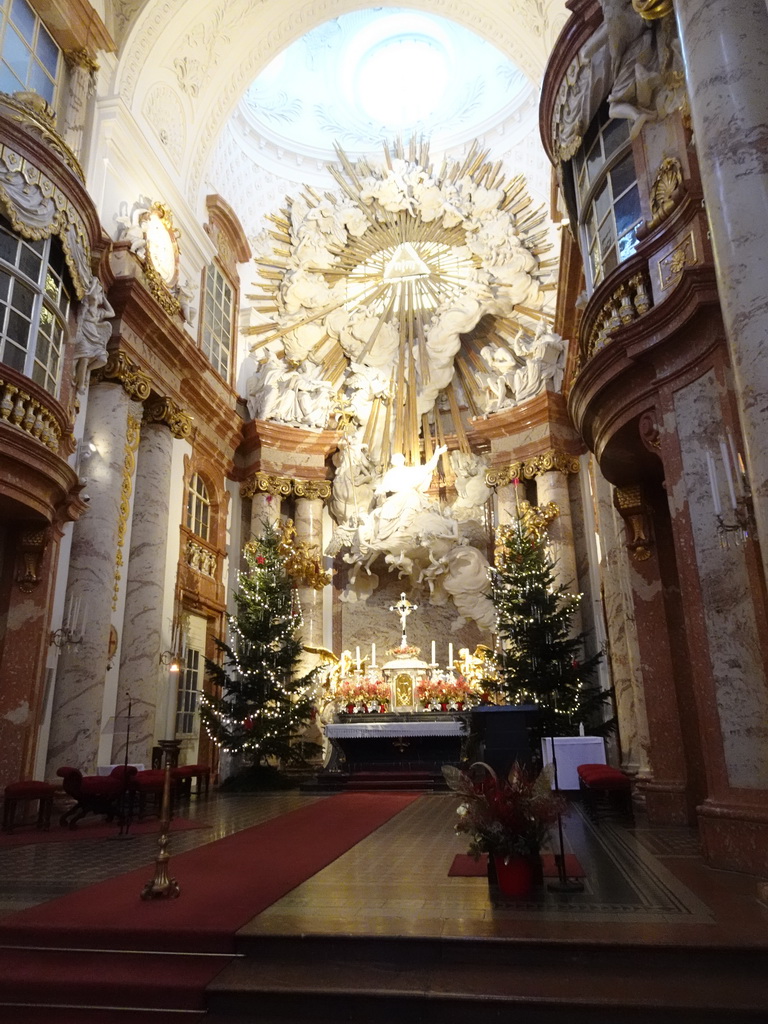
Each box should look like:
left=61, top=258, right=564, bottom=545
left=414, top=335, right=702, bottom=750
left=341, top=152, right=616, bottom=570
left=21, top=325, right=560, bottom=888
left=443, top=760, right=565, bottom=896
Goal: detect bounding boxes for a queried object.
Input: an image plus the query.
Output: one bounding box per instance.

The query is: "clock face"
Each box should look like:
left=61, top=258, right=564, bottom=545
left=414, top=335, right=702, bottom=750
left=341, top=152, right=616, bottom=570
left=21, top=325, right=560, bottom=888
left=143, top=210, right=178, bottom=285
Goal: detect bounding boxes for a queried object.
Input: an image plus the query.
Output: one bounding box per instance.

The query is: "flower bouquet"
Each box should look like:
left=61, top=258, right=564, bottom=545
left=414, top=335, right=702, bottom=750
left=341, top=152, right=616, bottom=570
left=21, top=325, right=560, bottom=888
left=337, top=678, right=391, bottom=713
left=443, top=760, right=565, bottom=894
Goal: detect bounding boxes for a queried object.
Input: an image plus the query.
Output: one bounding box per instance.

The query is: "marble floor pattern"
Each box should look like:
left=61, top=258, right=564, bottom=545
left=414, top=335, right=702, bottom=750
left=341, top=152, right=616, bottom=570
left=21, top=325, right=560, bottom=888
left=1, top=789, right=766, bottom=948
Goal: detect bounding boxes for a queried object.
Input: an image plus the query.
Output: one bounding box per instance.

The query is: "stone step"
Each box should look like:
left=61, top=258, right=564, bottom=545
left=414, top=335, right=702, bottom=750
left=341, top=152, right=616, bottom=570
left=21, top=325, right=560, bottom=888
left=205, top=940, right=768, bottom=1024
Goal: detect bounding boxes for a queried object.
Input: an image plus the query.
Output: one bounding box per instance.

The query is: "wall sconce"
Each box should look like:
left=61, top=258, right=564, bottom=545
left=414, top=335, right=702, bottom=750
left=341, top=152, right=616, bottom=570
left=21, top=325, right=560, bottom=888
left=159, top=622, right=187, bottom=672
left=706, top=433, right=755, bottom=545
left=50, top=595, right=87, bottom=648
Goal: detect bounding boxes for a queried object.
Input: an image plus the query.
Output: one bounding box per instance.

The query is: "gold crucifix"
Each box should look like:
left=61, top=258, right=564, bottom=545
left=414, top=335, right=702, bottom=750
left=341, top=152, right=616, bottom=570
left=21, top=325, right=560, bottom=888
left=390, top=591, right=418, bottom=643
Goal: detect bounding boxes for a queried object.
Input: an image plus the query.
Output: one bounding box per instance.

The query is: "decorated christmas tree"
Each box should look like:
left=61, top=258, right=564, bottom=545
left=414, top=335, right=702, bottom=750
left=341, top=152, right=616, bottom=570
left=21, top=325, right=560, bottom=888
left=201, top=520, right=327, bottom=767
left=491, top=488, right=608, bottom=738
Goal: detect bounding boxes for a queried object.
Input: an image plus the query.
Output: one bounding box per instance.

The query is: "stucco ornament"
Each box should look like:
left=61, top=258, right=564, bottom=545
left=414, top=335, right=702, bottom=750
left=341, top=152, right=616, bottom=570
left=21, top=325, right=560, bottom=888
left=601, top=0, right=686, bottom=134
left=246, top=139, right=556, bottom=630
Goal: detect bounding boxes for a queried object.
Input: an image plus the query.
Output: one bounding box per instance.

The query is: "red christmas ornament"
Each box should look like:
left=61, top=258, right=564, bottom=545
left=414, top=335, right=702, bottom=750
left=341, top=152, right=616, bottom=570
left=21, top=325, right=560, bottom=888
left=244, top=718, right=253, bottom=731
left=256, top=555, right=265, bottom=565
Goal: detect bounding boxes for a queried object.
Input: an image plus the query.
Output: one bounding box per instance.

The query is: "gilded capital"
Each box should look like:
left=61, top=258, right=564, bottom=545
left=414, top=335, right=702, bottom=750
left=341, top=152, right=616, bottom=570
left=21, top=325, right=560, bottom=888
left=241, top=472, right=331, bottom=502
left=485, top=449, right=580, bottom=487
left=65, top=48, right=100, bottom=73
left=144, top=396, right=193, bottom=439
left=92, top=351, right=152, bottom=401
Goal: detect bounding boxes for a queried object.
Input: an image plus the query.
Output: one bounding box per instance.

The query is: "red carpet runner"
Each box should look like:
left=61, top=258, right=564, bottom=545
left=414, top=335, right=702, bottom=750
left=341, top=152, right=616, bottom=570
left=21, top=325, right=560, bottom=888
left=0, top=792, right=419, bottom=955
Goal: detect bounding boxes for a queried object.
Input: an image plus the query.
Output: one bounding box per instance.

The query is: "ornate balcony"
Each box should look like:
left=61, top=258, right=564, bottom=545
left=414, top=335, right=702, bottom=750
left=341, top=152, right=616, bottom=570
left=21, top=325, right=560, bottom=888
left=0, top=364, right=84, bottom=523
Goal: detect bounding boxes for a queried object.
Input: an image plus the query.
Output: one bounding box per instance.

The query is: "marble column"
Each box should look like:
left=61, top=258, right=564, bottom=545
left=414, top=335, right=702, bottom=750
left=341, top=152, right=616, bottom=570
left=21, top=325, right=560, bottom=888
left=614, top=484, right=692, bottom=824
left=46, top=382, right=138, bottom=775
left=592, top=472, right=651, bottom=778
left=293, top=495, right=325, bottom=648
left=250, top=492, right=281, bottom=538
left=496, top=482, right=519, bottom=527
left=535, top=469, right=580, bottom=599
left=674, top=0, right=768, bottom=585
left=114, top=419, right=175, bottom=766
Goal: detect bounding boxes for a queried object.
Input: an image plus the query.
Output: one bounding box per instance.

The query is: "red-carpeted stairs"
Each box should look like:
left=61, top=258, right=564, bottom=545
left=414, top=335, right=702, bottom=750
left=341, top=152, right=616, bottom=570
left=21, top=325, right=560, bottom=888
left=0, top=791, right=418, bottom=1019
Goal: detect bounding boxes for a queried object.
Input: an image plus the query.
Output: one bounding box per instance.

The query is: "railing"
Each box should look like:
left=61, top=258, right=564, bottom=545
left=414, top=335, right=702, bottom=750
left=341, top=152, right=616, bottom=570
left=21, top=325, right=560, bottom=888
left=581, top=270, right=655, bottom=366
left=0, top=373, right=64, bottom=453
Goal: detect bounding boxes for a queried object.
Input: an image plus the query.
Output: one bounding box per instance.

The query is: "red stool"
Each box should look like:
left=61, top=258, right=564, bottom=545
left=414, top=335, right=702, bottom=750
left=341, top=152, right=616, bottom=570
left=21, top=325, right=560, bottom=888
left=3, top=781, right=56, bottom=833
left=577, top=763, right=633, bottom=822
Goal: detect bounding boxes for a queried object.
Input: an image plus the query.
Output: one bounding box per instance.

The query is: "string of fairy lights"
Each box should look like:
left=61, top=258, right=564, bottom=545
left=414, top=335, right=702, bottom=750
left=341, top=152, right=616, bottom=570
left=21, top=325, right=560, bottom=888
left=200, top=531, right=319, bottom=754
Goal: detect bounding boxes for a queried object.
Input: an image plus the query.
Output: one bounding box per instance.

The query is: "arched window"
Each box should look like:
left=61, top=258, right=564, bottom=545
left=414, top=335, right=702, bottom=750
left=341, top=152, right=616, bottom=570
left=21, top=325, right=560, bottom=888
left=200, top=263, right=234, bottom=380
left=186, top=473, right=211, bottom=541
left=0, top=218, right=71, bottom=395
left=572, top=106, right=642, bottom=292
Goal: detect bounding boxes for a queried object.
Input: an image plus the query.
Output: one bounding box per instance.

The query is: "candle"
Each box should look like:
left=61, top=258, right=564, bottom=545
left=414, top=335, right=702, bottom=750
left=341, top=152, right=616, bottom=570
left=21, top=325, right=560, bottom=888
left=371, top=643, right=376, bottom=667
left=431, top=640, right=436, bottom=665
left=726, top=431, right=744, bottom=497
left=165, top=672, right=177, bottom=739
left=356, top=646, right=361, bottom=671
left=720, top=439, right=737, bottom=509
left=448, top=643, right=454, bottom=669
left=706, top=451, right=722, bottom=516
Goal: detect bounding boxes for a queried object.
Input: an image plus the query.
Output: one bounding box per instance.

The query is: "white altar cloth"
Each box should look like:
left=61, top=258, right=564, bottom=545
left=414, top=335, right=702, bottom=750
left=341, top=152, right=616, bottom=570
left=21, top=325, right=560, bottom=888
left=540, top=736, right=606, bottom=790
left=325, top=721, right=465, bottom=739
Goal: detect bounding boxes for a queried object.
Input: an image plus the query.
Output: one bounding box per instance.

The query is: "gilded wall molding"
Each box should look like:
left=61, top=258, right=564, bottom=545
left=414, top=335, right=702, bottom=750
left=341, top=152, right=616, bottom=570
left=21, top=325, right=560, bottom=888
left=614, top=485, right=653, bottom=561
left=91, top=350, right=152, bottom=401
left=643, top=157, right=684, bottom=235
left=241, top=471, right=331, bottom=502
left=113, top=414, right=142, bottom=610
left=486, top=449, right=580, bottom=487
left=144, top=396, right=193, bottom=439
left=15, top=527, right=50, bottom=593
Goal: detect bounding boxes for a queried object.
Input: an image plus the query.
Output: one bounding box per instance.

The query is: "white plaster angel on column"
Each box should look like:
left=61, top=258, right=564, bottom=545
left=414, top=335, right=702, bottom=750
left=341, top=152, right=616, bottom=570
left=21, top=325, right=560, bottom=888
left=450, top=450, right=494, bottom=521
left=478, top=344, right=518, bottom=415
left=329, top=436, right=376, bottom=525
left=511, top=322, right=567, bottom=401
left=73, top=277, right=114, bottom=391
left=245, top=347, right=284, bottom=420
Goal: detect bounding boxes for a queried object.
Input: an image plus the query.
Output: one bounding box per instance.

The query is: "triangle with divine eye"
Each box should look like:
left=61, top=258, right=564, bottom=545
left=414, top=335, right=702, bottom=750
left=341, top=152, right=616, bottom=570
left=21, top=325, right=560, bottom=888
left=383, top=242, right=431, bottom=281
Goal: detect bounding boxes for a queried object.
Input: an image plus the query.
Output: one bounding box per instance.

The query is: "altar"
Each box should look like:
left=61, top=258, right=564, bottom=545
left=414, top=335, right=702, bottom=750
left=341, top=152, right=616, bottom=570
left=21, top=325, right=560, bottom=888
left=324, top=714, right=468, bottom=773
left=324, top=593, right=476, bottom=775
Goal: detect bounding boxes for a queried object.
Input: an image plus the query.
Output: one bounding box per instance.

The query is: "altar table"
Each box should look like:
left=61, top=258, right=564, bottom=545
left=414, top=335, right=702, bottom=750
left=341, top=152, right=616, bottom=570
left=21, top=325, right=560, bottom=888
left=540, top=736, right=606, bottom=790
left=324, top=718, right=467, bottom=773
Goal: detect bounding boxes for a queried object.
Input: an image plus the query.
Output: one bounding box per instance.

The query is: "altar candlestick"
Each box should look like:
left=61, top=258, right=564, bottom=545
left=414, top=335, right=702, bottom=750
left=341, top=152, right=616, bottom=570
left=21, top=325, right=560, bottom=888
left=431, top=640, right=436, bottom=665
left=720, top=439, right=737, bottom=509
left=371, top=643, right=376, bottom=667
left=706, top=451, right=722, bottom=516
left=726, top=431, right=744, bottom=497
left=448, top=643, right=454, bottom=669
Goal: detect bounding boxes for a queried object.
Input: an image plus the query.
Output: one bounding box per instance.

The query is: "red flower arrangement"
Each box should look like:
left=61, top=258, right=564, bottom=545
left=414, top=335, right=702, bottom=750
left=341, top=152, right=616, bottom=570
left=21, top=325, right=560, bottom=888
left=443, top=761, right=565, bottom=858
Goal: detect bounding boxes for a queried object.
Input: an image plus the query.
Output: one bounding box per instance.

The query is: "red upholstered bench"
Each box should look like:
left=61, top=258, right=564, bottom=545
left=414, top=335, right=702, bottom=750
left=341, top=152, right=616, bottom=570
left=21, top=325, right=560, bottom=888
left=131, top=769, right=176, bottom=820
left=57, top=766, right=132, bottom=828
left=3, top=780, right=56, bottom=833
left=577, top=763, right=633, bottom=822
left=171, top=764, right=211, bottom=799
